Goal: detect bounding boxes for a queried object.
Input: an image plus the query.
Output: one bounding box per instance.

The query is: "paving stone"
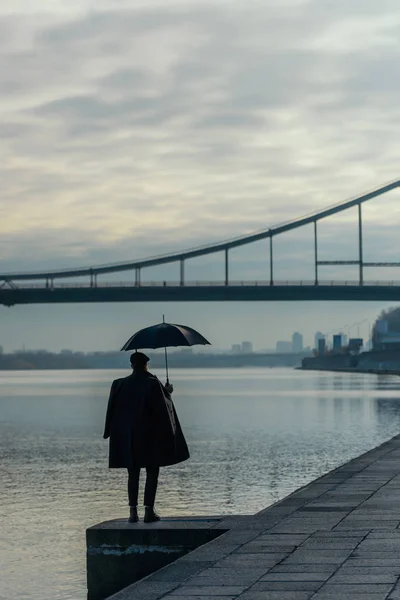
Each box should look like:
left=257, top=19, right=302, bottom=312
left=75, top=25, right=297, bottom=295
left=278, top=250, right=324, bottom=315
left=237, top=592, right=312, bottom=600
left=336, top=566, right=400, bottom=575
left=234, top=543, right=297, bottom=553
left=222, top=520, right=275, bottom=531
left=215, top=554, right=285, bottom=568
left=255, top=535, right=308, bottom=546
left=312, top=592, right=391, bottom=599
left=345, top=512, right=400, bottom=520
left=299, top=538, right=360, bottom=549
left=259, top=572, right=331, bottom=582
left=250, top=581, right=322, bottom=591
left=369, top=531, right=400, bottom=538
left=167, top=586, right=246, bottom=596
left=268, top=564, right=338, bottom=574
left=346, top=558, right=400, bottom=566
left=312, top=530, right=370, bottom=538
left=235, top=544, right=289, bottom=557
left=296, top=506, right=352, bottom=513
left=186, top=570, right=268, bottom=586
left=328, top=571, right=397, bottom=584
left=312, top=583, right=392, bottom=594
left=335, top=520, right=399, bottom=529
left=281, top=549, right=352, bottom=564
left=358, top=539, right=400, bottom=550
left=267, top=522, right=335, bottom=534
left=352, top=550, right=400, bottom=559
left=150, top=562, right=214, bottom=582
left=165, top=596, right=237, bottom=600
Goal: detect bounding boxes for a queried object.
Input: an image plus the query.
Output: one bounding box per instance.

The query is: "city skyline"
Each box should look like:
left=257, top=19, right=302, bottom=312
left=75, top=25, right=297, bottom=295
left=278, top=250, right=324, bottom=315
left=1, top=317, right=376, bottom=355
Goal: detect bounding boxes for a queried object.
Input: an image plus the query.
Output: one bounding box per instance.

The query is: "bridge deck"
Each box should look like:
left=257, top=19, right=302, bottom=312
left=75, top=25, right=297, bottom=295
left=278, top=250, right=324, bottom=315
left=109, top=434, right=400, bottom=600
left=3, top=284, right=400, bottom=305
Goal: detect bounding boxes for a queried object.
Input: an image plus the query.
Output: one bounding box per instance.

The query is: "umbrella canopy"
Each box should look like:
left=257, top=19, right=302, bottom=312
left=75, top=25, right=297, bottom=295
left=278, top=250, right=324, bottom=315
left=121, top=320, right=211, bottom=383
left=121, top=322, right=211, bottom=351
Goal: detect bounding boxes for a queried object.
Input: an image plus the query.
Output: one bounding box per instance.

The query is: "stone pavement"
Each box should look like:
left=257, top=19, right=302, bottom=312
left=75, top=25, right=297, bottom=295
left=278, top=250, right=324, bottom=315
left=109, top=434, right=400, bottom=600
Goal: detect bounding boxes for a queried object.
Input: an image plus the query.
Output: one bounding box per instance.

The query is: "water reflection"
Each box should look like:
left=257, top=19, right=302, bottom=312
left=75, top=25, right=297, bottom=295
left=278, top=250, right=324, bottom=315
left=2, top=368, right=400, bottom=600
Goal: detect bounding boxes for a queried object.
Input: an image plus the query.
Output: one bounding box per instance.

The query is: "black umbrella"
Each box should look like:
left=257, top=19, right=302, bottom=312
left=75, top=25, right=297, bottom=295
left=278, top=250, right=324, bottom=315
left=121, top=316, right=211, bottom=382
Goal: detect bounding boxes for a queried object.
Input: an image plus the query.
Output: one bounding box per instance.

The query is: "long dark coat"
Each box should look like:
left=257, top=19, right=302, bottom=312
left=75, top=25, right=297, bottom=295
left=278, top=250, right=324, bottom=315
left=103, top=371, right=190, bottom=468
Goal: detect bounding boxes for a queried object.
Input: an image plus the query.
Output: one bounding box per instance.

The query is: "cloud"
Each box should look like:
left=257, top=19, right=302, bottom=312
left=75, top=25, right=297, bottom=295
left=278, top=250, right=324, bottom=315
left=1, top=0, right=400, bottom=277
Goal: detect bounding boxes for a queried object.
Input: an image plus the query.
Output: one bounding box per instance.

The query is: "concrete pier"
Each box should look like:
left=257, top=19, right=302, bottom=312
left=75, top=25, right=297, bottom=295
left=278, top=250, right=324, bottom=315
left=86, top=517, right=228, bottom=599
left=89, top=433, right=400, bottom=600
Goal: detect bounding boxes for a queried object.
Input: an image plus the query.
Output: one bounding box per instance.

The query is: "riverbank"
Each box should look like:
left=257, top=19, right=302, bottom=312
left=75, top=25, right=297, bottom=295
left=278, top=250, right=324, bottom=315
left=301, top=349, right=400, bottom=376
left=0, top=350, right=311, bottom=370
left=300, top=365, right=400, bottom=376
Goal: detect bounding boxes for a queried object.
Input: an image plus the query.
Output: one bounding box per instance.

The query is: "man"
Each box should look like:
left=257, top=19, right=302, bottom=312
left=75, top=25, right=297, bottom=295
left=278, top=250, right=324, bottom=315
left=103, top=352, right=190, bottom=523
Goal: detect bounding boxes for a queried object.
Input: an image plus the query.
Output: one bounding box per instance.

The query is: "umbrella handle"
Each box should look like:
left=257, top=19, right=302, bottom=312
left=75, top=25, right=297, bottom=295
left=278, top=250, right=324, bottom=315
left=164, top=346, right=169, bottom=384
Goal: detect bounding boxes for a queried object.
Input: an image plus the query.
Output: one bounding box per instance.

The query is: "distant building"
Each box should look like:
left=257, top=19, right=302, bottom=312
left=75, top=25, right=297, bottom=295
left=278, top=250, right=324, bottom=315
left=241, top=341, right=253, bottom=354
left=276, top=341, right=292, bottom=353
left=332, top=334, right=342, bottom=352
left=231, top=344, right=241, bottom=354
left=318, top=337, right=326, bottom=356
left=373, top=333, right=400, bottom=351
left=314, top=331, right=324, bottom=350
left=348, top=338, right=363, bottom=354
left=376, top=320, right=389, bottom=335
left=292, top=332, right=303, bottom=353
left=373, top=310, right=400, bottom=350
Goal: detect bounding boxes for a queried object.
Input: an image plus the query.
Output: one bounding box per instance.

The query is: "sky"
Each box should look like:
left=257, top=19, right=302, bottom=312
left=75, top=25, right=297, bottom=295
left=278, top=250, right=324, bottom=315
left=1, top=0, right=400, bottom=353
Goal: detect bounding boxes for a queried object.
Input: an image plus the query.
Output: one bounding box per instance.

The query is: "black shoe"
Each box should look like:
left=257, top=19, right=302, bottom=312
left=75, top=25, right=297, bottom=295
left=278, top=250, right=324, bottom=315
left=144, top=506, right=160, bottom=523
left=128, top=506, right=138, bottom=523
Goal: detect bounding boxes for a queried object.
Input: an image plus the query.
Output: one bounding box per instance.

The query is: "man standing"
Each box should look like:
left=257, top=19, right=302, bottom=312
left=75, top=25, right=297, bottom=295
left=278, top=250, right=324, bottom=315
left=103, top=352, right=190, bottom=523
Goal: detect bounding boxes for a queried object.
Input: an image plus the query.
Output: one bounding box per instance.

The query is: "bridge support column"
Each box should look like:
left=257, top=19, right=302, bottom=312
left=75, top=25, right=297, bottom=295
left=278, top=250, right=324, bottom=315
left=90, top=271, right=97, bottom=288
left=135, top=268, right=141, bottom=287
left=180, top=260, right=184, bottom=287
left=314, top=221, right=318, bottom=286
left=358, top=203, right=363, bottom=286
left=269, top=235, right=274, bottom=286
left=225, top=249, right=229, bottom=286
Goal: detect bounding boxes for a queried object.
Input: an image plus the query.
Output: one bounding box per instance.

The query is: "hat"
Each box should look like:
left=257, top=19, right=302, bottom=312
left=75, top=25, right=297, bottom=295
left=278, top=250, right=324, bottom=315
left=130, top=352, right=150, bottom=367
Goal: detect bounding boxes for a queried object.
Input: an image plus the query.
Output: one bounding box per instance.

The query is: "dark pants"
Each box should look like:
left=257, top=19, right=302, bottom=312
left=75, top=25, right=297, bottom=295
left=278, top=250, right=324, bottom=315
left=127, top=466, right=160, bottom=507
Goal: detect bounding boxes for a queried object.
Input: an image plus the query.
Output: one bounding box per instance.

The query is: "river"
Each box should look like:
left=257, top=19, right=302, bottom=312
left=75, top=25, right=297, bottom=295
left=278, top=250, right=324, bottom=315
left=2, top=367, right=400, bottom=600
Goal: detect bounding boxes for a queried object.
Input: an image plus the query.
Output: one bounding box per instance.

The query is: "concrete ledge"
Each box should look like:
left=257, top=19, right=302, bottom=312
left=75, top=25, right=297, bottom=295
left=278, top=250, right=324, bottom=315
left=86, top=517, right=228, bottom=600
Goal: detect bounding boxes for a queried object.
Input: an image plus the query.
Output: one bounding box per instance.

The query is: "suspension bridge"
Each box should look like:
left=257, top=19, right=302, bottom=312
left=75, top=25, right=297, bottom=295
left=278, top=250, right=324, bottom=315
left=2, top=180, right=400, bottom=306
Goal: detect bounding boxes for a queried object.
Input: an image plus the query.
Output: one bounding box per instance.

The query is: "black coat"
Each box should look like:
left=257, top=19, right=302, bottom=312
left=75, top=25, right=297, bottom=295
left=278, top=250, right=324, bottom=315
left=103, top=371, right=190, bottom=468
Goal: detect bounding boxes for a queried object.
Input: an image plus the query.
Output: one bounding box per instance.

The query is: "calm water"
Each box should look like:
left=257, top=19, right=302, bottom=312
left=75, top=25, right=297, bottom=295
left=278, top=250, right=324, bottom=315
left=2, top=367, right=400, bottom=599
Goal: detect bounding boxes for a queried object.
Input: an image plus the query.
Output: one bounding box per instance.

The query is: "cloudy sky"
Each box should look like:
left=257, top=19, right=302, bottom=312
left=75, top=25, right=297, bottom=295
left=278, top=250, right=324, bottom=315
left=1, top=0, right=400, bottom=353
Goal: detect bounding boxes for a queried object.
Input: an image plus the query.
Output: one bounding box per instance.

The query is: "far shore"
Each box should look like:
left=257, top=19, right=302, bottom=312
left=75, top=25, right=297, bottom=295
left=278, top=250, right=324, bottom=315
left=299, top=365, right=400, bottom=376
left=0, top=350, right=311, bottom=371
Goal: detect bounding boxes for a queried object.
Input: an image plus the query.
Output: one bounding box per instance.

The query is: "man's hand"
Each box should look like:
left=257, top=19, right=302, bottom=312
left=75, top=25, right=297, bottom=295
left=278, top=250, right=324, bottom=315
left=165, top=382, right=174, bottom=394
